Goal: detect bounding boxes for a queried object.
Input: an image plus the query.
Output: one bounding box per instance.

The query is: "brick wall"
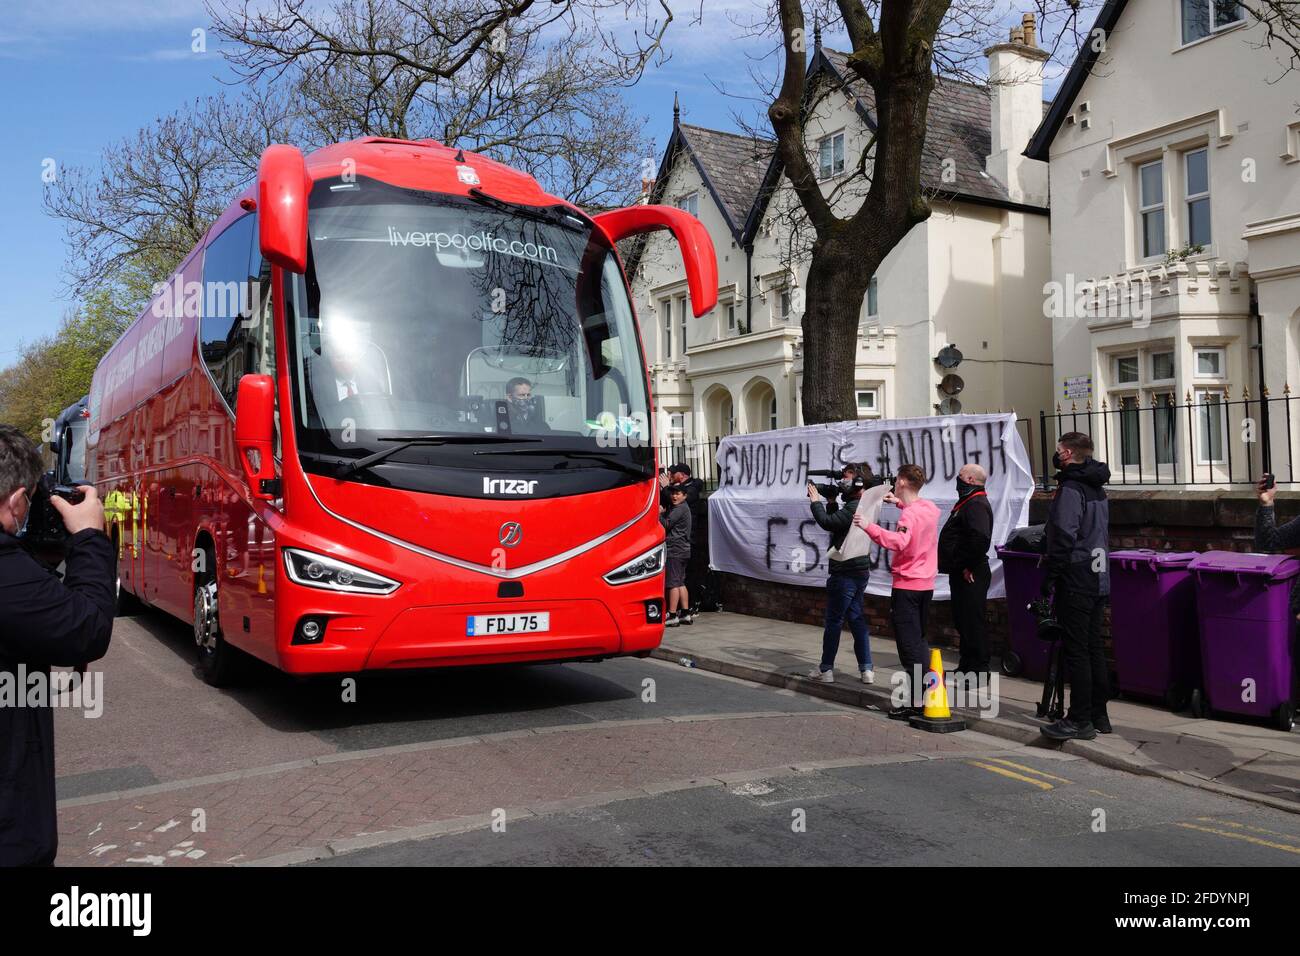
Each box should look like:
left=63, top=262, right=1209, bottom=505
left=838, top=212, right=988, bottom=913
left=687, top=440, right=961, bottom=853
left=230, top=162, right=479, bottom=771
left=704, top=489, right=1298, bottom=658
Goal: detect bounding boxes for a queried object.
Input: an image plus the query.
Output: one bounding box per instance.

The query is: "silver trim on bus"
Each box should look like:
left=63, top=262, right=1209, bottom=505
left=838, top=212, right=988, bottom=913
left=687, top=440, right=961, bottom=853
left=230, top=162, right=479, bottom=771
left=301, top=477, right=658, bottom=580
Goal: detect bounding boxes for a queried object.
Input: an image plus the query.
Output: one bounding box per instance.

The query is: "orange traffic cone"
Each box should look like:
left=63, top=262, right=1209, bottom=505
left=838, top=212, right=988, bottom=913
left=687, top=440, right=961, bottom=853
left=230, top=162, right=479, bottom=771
left=909, top=649, right=967, bottom=733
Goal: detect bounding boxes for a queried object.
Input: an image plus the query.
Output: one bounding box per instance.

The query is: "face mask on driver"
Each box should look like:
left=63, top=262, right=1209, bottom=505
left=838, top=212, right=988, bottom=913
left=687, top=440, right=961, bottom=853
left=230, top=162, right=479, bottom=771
left=1052, top=451, right=1065, bottom=470
left=955, top=478, right=978, bottom=497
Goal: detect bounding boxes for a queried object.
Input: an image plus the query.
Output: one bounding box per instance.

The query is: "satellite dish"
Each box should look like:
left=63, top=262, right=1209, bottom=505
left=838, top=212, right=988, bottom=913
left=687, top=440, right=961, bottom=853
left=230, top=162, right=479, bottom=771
left=938, top=397, right=962, bottom=415
left=939, top=373, right=965, bottom=396
left=936, top=345, right=963, bottom=369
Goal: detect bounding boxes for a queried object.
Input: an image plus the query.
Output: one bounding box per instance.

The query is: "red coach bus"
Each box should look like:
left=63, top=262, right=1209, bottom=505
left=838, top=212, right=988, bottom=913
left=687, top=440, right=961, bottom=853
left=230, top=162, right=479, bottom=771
left=88, top=137, right=716, bottom=685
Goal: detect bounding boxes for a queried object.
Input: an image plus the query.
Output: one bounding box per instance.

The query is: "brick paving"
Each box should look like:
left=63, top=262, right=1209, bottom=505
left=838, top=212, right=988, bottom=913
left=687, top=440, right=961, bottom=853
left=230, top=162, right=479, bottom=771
left=58, top=712, right=978, bottom=866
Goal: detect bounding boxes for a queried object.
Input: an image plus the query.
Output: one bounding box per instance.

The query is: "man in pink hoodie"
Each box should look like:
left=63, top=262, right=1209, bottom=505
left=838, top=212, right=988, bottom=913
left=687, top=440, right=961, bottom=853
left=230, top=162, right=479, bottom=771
left=854, top=463, right=940, bottom=719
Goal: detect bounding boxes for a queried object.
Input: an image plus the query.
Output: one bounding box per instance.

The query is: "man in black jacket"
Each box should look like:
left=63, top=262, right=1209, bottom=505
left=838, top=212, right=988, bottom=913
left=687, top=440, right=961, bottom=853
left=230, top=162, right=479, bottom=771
left=1040, top=431, right=1112, bottom=742
left=658, top=463, right=703, bottom=511
left=938, top=463, right=993, bottom=678
left=0, top=425, right=115, bottom=866
left=804, top=463, right=874, bottom=684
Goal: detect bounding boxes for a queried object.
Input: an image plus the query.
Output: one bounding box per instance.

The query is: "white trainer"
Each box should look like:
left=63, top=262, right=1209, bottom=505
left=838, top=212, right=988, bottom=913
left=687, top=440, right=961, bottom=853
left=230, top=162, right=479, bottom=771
left=804, top=667, right=834, bottom=683
left=861, top=670, right=876, bottom=684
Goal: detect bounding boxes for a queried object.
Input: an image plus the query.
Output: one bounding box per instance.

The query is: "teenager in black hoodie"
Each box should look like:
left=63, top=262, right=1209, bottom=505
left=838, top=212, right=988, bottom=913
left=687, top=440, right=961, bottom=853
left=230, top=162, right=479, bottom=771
left=1041, top=431, right=1112, bottom=742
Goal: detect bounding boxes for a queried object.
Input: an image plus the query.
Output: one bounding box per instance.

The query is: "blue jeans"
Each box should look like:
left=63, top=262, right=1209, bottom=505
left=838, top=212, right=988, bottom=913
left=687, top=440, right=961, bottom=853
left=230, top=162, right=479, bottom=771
left=821, top=572, right=872, bottom=672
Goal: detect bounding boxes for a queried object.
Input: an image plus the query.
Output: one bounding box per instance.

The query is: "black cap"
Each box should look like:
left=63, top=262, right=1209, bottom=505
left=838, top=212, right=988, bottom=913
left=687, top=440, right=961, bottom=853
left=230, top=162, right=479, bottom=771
left=667, top=483, right=688, bottom=495
left=669, top=463, right=692, bottom=476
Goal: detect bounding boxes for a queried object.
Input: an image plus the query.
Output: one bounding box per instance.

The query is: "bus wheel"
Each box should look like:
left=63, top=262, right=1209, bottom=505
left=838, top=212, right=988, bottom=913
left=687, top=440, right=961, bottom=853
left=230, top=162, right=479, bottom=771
left=115, top=574, right=144, bottom=617
left=194, top=572, right=242, bottom=687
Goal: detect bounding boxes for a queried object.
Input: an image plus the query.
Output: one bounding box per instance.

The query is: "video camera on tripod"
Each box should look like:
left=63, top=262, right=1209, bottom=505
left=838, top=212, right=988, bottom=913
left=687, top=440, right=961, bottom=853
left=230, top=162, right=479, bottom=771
left=806, top=466, right=891, bottom=503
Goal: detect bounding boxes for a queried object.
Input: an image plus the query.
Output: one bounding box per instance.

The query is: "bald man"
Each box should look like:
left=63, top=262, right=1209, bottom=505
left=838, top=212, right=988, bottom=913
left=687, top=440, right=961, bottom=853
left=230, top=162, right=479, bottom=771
left=938, top=463, right=994, bottom=677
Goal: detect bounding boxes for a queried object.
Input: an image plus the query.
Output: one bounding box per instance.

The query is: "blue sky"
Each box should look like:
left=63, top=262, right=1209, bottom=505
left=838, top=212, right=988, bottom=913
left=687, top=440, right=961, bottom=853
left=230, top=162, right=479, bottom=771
left=0, top=0, right=1058, bottom=361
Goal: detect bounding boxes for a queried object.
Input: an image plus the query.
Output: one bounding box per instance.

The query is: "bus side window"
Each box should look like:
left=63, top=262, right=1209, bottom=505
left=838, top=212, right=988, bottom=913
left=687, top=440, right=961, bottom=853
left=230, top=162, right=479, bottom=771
left=200, top=213, right=262, bottom=412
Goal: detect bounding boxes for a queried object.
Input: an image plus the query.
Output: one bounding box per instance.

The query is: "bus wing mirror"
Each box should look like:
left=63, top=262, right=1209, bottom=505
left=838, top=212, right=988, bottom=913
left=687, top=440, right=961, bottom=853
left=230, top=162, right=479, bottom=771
left=258, top=145, right=311, bottom=274
left=235, top=374, right=278, bottom=500
left=594, top=205, right=718, bottom=316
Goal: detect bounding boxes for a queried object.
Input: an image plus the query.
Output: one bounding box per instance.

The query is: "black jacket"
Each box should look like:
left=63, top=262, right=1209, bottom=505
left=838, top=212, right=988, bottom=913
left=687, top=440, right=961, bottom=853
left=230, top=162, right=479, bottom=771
left=1044, top=458, right=1111, bottom=597
left=810, top=494, right=871, bottom=575
left=660, top=477, right=704, bottom=514
left=938, top=489, right=993, bottom=576
left=0, top=528, right=115, bottom=866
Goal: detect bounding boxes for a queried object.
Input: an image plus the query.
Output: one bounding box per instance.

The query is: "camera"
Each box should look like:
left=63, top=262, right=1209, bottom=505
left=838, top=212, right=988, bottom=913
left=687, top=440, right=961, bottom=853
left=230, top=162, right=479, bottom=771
left=1027, top=596, right=1066, bottom=643
left=807, top=466, right=892, bottom=502
left=22, top=471, right=85, bottom=552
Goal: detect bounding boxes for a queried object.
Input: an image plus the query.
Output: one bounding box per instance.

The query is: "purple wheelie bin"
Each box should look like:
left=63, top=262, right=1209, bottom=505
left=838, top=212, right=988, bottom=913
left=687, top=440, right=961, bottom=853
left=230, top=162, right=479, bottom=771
left=996, top=547, right=1053, bottom=682
left=1188, top=551, right=1300, bottom=732
left=1108, top=550, right=1200, bottom=711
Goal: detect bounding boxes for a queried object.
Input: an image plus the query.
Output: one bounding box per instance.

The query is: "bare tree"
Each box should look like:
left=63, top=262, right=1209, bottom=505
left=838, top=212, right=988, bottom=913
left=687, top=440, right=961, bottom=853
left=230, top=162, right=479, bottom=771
left=207, top=0, right=688, bottom=207
left=750, top=0, right=1087, bottom=425
left=43, top=89, right=302, bottom=300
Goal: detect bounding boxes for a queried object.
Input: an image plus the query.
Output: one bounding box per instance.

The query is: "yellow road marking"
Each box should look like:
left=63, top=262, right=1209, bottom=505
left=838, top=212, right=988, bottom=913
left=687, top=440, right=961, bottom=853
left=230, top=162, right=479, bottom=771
left=1198, top=817, right=1300, bottom=841
left=1176, top=821, right=1300, bottom=856
left=987, top=758, right=1073, bottom=784
left=967, top=761, right=1053, bottom=790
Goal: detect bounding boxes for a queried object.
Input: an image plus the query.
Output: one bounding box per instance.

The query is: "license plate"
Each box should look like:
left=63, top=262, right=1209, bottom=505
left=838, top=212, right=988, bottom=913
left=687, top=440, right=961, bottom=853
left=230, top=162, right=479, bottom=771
left=466, top=612, right=550, bottom=636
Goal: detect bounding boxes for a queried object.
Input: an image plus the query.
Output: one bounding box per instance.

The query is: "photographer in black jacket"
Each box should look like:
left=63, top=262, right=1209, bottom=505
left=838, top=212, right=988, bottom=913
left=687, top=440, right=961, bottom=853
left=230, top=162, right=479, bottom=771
left=804, top=463, right=875, bottom=685
left=938, top=463, right=993, bottom=678
left=0, top=425, right=115, bottom=866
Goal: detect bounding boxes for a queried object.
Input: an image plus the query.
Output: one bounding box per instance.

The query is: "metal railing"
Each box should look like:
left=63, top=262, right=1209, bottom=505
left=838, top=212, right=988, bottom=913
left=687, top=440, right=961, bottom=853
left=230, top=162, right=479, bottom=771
left=653, top=438, right=723, bottom=490
left=1039, top=388, right=1296, bottom=489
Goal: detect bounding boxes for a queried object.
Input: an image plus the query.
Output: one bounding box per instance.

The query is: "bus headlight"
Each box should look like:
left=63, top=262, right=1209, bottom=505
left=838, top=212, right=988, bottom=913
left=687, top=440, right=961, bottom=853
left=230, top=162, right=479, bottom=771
left=283, top=548, right=401, bottom=595
left=603, top=543, right=665, bottom=585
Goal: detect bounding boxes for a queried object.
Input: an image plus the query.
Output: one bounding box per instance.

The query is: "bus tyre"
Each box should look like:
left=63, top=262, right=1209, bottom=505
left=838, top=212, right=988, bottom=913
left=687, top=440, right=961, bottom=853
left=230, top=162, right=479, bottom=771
left=194, top=575, right=243, bottom=687
left=115, top=575, right=144, bottom=617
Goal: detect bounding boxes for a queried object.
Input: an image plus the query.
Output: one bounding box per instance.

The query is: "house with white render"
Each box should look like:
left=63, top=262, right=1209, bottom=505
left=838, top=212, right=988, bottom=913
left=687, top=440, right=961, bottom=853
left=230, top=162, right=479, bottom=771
left=629, top=17, right=1057, bottom=466
left=1027, top=0, right=1300, bottom=485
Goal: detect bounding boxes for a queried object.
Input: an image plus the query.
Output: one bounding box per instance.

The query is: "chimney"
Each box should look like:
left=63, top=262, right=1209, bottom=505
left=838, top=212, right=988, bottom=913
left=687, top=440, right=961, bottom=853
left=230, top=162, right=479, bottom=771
left=984, top=12, right=1050, bottom=206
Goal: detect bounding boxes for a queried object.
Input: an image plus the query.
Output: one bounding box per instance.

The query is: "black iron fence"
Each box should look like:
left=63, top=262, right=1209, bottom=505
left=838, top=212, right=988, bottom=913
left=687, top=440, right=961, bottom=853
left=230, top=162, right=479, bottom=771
left=1039, top=389, right=1296, bottom=489
left=654, top=439, right=723, bottom=490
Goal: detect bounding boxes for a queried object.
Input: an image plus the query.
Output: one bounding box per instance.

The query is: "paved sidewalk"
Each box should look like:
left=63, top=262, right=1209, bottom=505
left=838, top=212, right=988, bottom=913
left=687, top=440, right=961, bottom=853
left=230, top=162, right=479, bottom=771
left=656, top=611, right=1300, bottom=812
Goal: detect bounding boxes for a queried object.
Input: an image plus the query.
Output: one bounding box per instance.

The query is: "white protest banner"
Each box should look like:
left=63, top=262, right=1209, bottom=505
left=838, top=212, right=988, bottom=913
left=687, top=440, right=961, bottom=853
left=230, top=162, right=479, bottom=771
left=706, top=413, right=1035, bottom=599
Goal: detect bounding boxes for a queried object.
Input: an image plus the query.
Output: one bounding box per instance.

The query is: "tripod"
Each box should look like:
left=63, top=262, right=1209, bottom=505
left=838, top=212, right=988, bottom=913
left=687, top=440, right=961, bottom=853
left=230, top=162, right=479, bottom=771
left=1036, top=637, right=1067, bottom=721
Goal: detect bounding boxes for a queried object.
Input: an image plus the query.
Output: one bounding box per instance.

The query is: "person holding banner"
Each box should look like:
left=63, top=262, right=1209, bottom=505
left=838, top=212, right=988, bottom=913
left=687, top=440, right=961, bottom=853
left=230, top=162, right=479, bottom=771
left=804, top=464, right=875, bottom=684
left=938, top=463, right=994, bottom=678
left=855, top=463, right=939, bottom=719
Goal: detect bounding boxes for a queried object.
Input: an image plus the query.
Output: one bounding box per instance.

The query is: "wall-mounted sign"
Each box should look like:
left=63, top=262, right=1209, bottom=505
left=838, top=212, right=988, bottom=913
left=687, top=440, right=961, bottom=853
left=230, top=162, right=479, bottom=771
left=1062, top=375, right=1093, bottom=400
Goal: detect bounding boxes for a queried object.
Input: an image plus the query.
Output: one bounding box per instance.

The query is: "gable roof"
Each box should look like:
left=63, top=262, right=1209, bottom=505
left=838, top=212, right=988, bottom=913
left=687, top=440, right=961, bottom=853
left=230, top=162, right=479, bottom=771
left=743, top=46, right=1048, bottom=240
left=1024, top=0, right=1129, bottom=161
left=675, top=124, right=775, bottom=237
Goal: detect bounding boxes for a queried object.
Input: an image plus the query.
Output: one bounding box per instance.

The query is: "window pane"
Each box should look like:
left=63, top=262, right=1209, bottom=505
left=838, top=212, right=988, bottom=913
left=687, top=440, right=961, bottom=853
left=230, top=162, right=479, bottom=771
left=819, top=139, right=832, bottom=179
left=833, top=134, right=844, bottom=174
left=1196, top=350, right=1222, bottom=376
left=1143, top=210, right=1166, bottom=258
left=867, top=276, right=878, bottom=317
left=1188, top=197, right=1211, bottom=246
left=1186, top=149, right=1208, bottom=196
left=1117, top=355, right=1139, bottom=383
left=1152, top=352, right=1174, bottom=380
left=1213, top=0, right=1242, bottom=27
left=1120, top=396, right=1141, bottom=467
left=1199, top=394, right=1225, bottom=460
left=1182, top=0, right=1211, bottom=42
left=1155, top=399, right=1177, bottom=465
left=1140, top=161, right=1163, bottom=205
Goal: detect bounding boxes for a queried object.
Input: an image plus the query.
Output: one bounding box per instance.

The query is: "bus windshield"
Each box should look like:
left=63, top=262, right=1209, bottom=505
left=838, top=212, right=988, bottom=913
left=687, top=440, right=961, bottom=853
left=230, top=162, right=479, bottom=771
left=287, top=178, right=652, bottom=485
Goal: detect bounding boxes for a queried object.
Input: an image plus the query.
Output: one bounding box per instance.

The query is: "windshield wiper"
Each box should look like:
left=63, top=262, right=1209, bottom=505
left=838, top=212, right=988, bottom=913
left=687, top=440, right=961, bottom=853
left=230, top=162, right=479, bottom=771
left=466, top=188, right=587, bottom=231
left=474, top=446, right=653, bottom=479
left=335, top=434, right=539, bottom=480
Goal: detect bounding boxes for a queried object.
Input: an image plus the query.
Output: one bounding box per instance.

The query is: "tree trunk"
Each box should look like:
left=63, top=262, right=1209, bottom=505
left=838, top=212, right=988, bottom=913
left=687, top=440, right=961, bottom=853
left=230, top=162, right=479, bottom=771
left=800, top=242, right=877, bottom=425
